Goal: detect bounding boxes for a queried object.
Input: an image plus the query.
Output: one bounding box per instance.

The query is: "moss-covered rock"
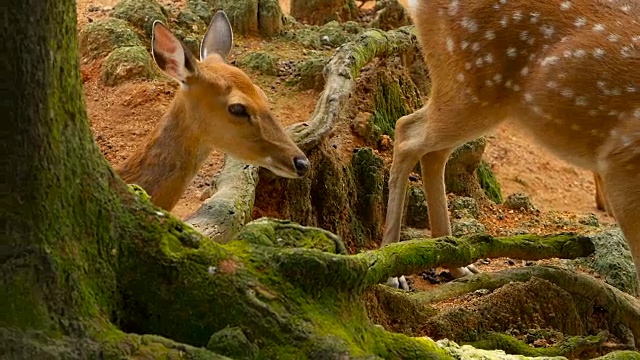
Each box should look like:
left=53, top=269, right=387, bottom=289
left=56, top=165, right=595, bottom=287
left=504, top=192, right=536, bottom=212
left=207, top=326, right=258, bottom=360
left=283, top=21, right=363, bottom=49
left=290, top=0, right=358, bottom=25
left=477, top=160, right=503, bottom=204
left=111, top=0, right=168, bottom=37
left=451, top=197, right=480, bottom=219
left=405, top=184, right=429, bottom=229
left=78, top=18, right=143, bottom=60
left=296, top=56, right=328, bottom=90
left=573, top=229, right=639, bottom=296
left=101, top=46, right=156, bottom=86
left=452, top=218, right=487, bottom=237
left=237, top=51, right=279, bottom=76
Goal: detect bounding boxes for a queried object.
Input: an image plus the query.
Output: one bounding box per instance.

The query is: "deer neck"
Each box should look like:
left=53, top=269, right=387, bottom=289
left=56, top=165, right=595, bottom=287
left=116, top=94, right=212, bottom=211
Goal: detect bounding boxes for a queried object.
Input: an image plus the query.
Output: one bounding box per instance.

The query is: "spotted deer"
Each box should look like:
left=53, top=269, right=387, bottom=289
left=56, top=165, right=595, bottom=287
left=116, top=12, right=310, bottom=211
left=383, top=0, right=640, bottom=289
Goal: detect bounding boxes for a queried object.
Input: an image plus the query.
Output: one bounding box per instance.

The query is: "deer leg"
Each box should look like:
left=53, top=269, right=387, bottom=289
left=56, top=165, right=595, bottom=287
left=599, top=161, right=640, bottom=288
left=382, top=103, right=496, bottom=289
left=420, top=150, right=475, bottom=278
left=594, top=172, right=615, bottom=218
left=382, top=107, right=430, bottom=248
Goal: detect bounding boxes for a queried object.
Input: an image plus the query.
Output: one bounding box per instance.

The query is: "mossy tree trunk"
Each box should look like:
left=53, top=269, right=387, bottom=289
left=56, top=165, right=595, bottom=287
left=2, top=2, right=635, bottom=359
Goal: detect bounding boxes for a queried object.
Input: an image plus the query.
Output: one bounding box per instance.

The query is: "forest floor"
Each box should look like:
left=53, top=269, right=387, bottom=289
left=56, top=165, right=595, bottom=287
left=74, top=0, right=635, bottom=354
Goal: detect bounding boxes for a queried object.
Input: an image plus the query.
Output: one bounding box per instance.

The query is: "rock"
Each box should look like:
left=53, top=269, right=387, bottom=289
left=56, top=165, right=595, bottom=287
left=111, top=0, right=168, bottom=37
left=378, top=135, right=393, bottom=150
left=476, top=160, right=503, bottom=204
left=573, top=229, right=638, bottom=296
left=405, top=184, right=429, bottom=229
left=444, top=137, right=487, bottom=198
left=451, top=197, right=480, bottom=219
left=237, top=51, right=279, bottom=76
left=101, top=46, right=156, bottom=86
left=296, top=56, right=327, bottom=90
left=578, top=213, right=600, bottom=227
left=207, top=326, right=258, bottom=360
left=504, top=192, right=536, bottom=212
left=283, top=21, right=363, bottom=50
left=290, top=0, right=358, bottom=25
left=451, top=218, right=486, bottom=237
left=258, top=0, right=284, bottom=37
left=368, top=0, right=412, bottom=30
left=78, top=18, right=142, bottom=60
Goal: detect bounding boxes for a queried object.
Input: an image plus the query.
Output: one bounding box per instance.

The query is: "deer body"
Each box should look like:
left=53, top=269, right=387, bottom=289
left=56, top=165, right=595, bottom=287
left=116, top=12, right=309, bottom=211
left=384, top=0, right=640, bottom=285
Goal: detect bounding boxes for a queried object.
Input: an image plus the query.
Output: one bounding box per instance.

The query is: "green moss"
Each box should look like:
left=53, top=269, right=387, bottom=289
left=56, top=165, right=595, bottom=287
left=294, top=56, right=328, bottom=90
left=467, top=331, right=609, bottom=358
left=101, top=46, right=156, bottom=86
left=207, top=326, right=258, bottom=359
left=78, top=18, right=143, bottom=60
left=352, top=148, right=385, bottom=242
left=112, top=0, right=168, bottom=37
left=370, top=61, right=422, bottom=139
left=477, top=160, right=503, bottom=204
left=283, top=21, right=363, bottom=50
left=237, top=51, right=279, bottom=76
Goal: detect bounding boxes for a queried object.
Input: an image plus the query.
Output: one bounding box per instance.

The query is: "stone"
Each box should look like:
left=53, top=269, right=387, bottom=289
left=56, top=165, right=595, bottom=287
left=111, top=0, right=168, bottom=37
left=79, top=18, right=142, bottom=60
left=101, top=46, right=156, bottom=86
left=237, top=51, right=279, bottom=76
left=405, top=184, right=429, bottom=229
left=504, top=193, right=536, bottom=212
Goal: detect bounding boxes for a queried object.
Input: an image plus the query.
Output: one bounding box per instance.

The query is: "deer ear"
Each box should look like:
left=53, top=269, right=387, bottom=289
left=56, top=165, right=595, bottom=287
left=152, top=21, right=198, bottom=83
left=200, top=11, right=233, bottom=61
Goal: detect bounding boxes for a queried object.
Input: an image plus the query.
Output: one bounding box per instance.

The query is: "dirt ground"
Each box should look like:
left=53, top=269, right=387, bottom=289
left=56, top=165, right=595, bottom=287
left=76, top=0, right=612, bottom=223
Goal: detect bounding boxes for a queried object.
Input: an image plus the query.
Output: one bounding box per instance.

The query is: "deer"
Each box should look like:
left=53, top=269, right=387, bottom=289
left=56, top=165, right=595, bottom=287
left=116, top=11, right=310, bottom=211
left=383, top=0, right=640, bottom=290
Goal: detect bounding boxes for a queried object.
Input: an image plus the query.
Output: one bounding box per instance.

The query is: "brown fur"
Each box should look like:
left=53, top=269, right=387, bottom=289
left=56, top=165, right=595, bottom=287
left=383, top=0, right=640, bottom=281
left=117, top=22, right=306, bottom=211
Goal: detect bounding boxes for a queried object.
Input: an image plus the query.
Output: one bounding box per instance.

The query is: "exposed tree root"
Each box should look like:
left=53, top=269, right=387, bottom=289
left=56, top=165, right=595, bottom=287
left=368, top=265, right=640, bottom=353
left=186, top=27, right=419, bottom=241
left=469, top=331, right=610, bottom=358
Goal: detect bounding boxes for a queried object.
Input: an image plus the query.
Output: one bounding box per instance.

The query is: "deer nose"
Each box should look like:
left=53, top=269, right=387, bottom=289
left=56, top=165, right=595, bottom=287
left=293, top=156, right=310, bottom=177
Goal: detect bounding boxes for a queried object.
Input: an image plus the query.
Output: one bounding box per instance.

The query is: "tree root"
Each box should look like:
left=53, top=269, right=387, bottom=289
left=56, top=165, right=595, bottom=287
left=357, top=232, right=595, bottom=288
left=186, top=27, right=419, bottom=241
left=368, top=265, right=640, bottom=352
left=468, top=331, right=610, bottom=358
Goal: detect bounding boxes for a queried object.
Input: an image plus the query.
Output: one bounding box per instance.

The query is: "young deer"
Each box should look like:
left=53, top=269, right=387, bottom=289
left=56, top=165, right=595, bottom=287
left=116, top=12, right=310, bottom=211
left=383, top=0, right=640, bottom=289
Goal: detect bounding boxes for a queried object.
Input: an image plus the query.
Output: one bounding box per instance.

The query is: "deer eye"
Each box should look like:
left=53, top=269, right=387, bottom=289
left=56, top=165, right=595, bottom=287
left=228, top=103, right=249, bottom=118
